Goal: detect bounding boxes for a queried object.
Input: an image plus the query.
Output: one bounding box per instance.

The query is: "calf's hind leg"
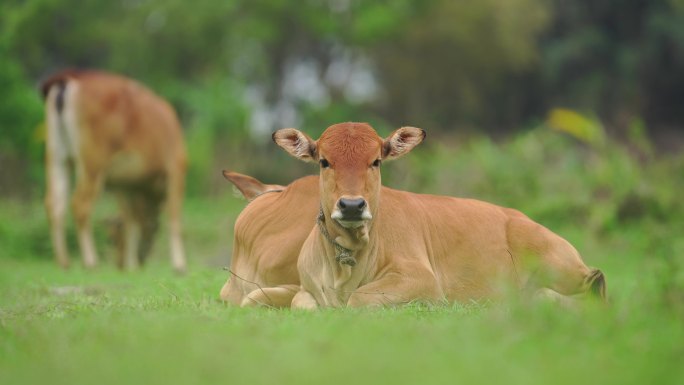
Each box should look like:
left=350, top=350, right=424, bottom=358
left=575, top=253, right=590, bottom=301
left=509, top=218, right=607, bottom=301
left=539, top=238, right=606, bottom=301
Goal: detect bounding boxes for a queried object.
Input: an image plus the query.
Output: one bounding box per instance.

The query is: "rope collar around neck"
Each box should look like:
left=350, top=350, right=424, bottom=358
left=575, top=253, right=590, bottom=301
left=316, top=207, right=357, bottom=267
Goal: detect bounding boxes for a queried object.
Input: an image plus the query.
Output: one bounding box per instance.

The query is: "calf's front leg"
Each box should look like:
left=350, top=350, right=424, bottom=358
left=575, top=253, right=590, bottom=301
left=241, top=285, right=300, bottom=308
left=347, top=270, right=440, bottom=307
left=291, top=289, right=319, bottom=310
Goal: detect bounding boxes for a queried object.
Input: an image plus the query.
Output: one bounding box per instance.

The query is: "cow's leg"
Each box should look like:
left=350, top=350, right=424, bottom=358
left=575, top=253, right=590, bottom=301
left=509, top=218, right=607, bottom=301
left=71, top=169, right=102, bottom=269
left=219, top=278, right=240, bottom=304
left=123, top=216, right=141, bottom=271
left=108, top=215, right=126, bottom=270
left=121, top=196, right=141, bottom=271
left=116, top=190, right=161, bottom=271
left=136, top=208, right=160, bottom=266
left=291, top=290, right=319, bottom=310
left=241, top=285, right=299, bottom=308
left=45, top=154, right=71, bottom=268
left=130, top=191, right=161, bottom=267
left=347, top=270, right=440, bottom=307
left=166, top=169, right=186, bottom=273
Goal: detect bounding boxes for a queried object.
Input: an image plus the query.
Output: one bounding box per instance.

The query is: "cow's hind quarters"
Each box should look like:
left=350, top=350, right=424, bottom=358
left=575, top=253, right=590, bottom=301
left=584, top=269, right=607, bottom=302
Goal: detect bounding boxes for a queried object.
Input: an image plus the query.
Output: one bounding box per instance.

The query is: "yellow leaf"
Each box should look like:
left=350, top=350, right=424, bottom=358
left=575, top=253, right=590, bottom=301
left=547, top=108, right=605, bottom=146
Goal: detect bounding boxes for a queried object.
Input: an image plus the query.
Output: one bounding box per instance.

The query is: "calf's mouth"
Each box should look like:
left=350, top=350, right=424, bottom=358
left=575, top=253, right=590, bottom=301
left=331, top=210, right=372, bottom=229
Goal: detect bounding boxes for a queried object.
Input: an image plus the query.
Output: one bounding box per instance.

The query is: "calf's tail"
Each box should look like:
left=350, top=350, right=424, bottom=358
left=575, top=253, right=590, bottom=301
left=585, top=269, right=607, bottom=301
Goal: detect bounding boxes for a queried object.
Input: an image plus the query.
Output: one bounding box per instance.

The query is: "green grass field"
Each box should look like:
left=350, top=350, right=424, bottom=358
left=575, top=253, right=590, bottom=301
left=1, top=192, right=683, bottom=385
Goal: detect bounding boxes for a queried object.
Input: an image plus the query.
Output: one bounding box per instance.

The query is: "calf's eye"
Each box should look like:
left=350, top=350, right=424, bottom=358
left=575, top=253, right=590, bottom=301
left=372, top=159, right=381, bottom=168
left=320, top=159, right=330, bottom=168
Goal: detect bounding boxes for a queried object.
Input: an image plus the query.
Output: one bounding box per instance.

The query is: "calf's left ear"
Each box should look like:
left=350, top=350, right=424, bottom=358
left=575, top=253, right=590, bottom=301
left=272, top=128, right=317, bottom=163
left=383, top=126, right=426, bottom=161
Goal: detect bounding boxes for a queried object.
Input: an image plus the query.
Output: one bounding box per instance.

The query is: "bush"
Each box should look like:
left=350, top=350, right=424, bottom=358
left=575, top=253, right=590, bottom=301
left=385, top=124, right=682, bottom=233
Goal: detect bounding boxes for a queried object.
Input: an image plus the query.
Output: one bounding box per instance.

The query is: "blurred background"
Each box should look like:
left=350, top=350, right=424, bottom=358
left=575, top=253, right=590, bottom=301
left=2, top=3, right=684, bottom=381
left=0, top=1, right=683, bottom=282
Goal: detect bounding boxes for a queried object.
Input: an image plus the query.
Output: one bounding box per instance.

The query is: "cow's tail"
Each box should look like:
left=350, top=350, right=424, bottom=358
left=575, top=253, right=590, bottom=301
left=42, top=71, right=80, bottom=160
left=41, top=75, right=66, bottom=108
left=42, top=71, right=82, bottom=269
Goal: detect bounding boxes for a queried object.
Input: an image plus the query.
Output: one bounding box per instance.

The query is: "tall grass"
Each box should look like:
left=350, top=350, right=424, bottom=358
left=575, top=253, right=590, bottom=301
left=1, top=127, right=682, bottom=384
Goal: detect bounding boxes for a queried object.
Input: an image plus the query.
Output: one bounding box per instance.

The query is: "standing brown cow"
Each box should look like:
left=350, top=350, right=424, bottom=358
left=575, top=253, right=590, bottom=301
left=271, top=122, right=605, bottom=308
left=41, top=69, right=187, bottom=272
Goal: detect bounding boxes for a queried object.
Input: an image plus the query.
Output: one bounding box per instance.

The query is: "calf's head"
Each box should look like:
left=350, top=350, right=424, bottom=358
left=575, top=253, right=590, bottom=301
left=273, top=122, right=424, bottom=230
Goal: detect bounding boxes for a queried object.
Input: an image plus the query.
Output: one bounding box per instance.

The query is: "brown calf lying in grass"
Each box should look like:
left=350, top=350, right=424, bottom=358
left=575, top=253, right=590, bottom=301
left=221, top=123, right=605, bottom=307
left=274, top=122, right=605, bottom=308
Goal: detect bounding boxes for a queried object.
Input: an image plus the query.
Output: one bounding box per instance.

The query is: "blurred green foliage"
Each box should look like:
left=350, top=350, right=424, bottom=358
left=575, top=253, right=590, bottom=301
left=1, top=0, right=683, bottom=197
left=383, top=124, right=681, bottom=235
left=1, top=3, right=683, bottom=380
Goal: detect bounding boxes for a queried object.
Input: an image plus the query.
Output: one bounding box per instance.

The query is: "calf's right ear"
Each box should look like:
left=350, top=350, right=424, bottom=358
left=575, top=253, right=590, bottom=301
left=272, top=128, right=317, bottom=163
left=222, top=171, right=270, bottom=200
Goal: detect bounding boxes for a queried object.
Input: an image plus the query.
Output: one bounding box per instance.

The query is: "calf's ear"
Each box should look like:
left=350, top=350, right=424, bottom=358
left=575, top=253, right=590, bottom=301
left=272, top=128, right=317, bottom=163
left=222, top=170, right=283, bottom=200
left=382, top=126, right=426, bottom=161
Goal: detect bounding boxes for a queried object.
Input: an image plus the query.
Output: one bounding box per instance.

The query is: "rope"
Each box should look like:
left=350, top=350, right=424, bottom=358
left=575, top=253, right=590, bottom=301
left=316, top=208, right=357, bottom=266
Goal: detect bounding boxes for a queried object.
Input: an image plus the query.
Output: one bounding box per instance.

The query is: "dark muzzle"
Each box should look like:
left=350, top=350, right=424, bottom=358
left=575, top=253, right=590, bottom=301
left=338, top=198, right=366, bottom=220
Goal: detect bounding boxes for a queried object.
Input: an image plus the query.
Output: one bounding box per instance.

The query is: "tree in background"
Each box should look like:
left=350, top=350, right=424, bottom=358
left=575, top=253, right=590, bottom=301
left=1, top=0, right=684, bottom=194
left=362, top=0, right=549, bottom=133
left=540, top=0, right=684, bottom=143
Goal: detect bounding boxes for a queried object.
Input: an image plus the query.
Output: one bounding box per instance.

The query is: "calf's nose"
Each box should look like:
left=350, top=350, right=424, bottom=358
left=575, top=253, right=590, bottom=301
left=338, top=198, right=366, bottom=218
